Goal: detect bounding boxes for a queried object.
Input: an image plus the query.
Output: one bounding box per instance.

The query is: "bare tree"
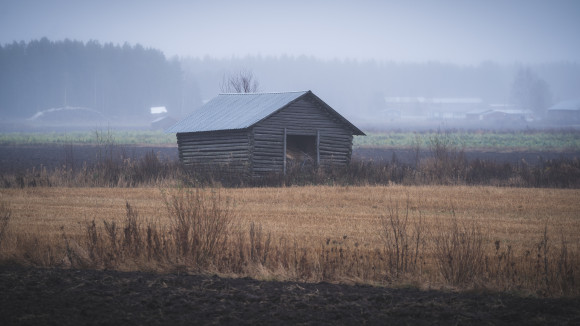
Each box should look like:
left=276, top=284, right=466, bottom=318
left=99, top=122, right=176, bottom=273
left=220, top=70, right=260, bottom=93
left=511, top=67, right=552, bottom=117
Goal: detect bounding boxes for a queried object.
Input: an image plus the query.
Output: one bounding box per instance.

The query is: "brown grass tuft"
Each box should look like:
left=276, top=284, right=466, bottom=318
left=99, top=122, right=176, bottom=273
left=433, top=211, right=486, bottom=286
left=0, top=201, right=11, bottom=249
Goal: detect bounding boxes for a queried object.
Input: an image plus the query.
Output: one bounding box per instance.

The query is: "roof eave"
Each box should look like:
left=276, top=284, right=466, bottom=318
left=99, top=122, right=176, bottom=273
left=172, top=127, right=251, bottom=135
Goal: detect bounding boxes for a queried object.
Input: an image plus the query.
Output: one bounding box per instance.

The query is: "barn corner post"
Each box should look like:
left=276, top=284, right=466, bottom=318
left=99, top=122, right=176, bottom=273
left=283, top=127, right=287, bottom=175
left=346, top=134, right=354, bottom=165
left=316, top=129, right=320, bottom=166
left=248, top=128, right=255, bottom=178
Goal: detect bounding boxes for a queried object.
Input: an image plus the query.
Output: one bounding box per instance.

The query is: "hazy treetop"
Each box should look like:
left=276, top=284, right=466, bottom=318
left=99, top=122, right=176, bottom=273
left=1, top=0, right=579, bottom=64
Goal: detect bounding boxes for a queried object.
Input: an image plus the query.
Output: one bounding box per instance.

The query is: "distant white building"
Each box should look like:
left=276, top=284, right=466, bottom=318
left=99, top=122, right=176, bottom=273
left=150, top=106, right=174, bottom=129
left=150, top=106, right=167, bottom=114
left=466, top=104, right=534, bottom=122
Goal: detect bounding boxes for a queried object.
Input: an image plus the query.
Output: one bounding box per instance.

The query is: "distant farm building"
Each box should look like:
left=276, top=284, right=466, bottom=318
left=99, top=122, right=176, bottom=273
left=28, top=106, right=107, bottom=124
left=481, top=109, right=533, bottom=122
left=166, top=91, right=365, bottom=176
left=151, top=115, right=177, bottom=130
left=149, top=106, right=177, bottom=130
left=547, top=100, right=580, bottom=123
left=466, top=104, right=534, bottom=123
left=384, top=97, right=484, bottom=119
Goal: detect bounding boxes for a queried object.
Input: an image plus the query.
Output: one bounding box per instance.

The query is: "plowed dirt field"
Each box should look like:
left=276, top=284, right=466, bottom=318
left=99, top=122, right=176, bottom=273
left=1, top=266, right=579, bottom=325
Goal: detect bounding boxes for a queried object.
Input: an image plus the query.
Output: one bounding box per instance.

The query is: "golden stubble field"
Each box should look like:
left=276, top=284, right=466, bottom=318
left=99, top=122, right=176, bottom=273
left=2, top=185, right=579, bottom=250
left=1, top=185, right=580, bottom=294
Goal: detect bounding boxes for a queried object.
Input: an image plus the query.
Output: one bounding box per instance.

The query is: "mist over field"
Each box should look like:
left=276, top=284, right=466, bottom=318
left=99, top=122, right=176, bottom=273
left=3, top=5, right=580, bottom=323
left=1, top=1, right=579, bottom=131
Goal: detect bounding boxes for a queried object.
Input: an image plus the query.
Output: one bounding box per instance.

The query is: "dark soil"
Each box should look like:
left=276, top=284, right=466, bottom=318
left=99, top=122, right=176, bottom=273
left=1, top=266, right=579, bottom=325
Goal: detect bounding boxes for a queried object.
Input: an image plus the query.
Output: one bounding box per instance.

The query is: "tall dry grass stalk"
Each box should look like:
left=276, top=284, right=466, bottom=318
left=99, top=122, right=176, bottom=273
left=379, top=196, right=425, bottom=279
left=54, top=189, right=233, bottom=272
left=483, top=221, right=579, bottom=296
left=0, top=201, right=11, bottom=249
left=162, top=188, right=232, bottom=268
left=433, top=211, right=486, bottom=286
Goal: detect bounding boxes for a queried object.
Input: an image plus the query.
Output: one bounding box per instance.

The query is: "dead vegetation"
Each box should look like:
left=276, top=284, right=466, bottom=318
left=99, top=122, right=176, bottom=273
left=1, top=130, right=580, bottom=188
left=0, top=201, right=11, bottom=249
left=0, top=185, right=578, bottom=297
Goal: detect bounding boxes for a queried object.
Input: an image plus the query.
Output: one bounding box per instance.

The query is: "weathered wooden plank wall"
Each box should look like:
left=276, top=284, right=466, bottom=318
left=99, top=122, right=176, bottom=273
left=252, top=96, right=353, bottom=175
left=177, top=129, right=251, bottom=173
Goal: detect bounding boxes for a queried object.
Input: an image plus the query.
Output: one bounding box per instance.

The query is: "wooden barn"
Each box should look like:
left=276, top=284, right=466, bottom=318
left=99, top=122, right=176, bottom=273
left=166, top=90, right=365, bottom=176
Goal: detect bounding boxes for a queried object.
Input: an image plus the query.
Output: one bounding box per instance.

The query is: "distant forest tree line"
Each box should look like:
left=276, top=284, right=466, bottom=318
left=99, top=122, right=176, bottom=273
left=0, top=38, right=189, bottom=121
left=1, top=38, right=579, bottom=125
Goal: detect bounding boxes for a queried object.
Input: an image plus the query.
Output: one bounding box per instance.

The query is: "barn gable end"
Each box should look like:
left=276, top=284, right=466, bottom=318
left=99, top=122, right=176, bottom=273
left=167, top=90, right=364, bottom=177
left=252, top=95, right=357, bottom=175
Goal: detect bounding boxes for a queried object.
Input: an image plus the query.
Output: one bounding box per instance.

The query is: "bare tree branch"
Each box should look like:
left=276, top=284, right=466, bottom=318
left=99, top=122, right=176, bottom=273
left=511, top=67, right=552, bottom=117
left=220, top=70, right=260, bottom=93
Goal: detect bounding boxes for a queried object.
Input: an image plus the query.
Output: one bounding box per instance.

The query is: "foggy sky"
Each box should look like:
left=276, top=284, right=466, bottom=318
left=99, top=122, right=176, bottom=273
left=1, top=0, right=580, bottom=64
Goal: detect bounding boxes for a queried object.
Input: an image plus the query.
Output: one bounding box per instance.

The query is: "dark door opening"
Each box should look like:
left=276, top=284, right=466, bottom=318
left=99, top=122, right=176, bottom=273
left=285, top=134, right=317, bottom=169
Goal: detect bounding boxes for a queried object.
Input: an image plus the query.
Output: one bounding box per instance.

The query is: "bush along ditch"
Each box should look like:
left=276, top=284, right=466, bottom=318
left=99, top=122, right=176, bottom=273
left=1, top=149, right=580, bottom=189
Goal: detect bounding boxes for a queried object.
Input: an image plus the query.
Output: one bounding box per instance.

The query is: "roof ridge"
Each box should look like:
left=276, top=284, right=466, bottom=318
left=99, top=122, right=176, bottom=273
left=218, top=90, right=309, bottom=95
left=165, top=90, right=364, bottom=136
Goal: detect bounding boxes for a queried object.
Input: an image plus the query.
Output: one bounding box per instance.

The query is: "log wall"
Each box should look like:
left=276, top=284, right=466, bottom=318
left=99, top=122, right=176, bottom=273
left=177, top=129, right=251, bottom=174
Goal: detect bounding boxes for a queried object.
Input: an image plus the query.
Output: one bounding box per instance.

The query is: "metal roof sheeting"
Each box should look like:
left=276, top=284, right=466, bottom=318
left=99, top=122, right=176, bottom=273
left=548, top=99, right=580, bottom=111
left=166, top=91, right=308, bottom=133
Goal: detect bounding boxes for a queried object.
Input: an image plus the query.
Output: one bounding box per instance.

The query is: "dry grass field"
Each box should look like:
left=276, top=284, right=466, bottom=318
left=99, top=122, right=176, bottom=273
left=1, top=185, right=579, bottom=296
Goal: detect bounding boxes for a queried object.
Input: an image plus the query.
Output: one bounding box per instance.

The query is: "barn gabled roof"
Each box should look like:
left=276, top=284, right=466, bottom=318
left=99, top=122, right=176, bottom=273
left=166, top=90, right=364, bottom=135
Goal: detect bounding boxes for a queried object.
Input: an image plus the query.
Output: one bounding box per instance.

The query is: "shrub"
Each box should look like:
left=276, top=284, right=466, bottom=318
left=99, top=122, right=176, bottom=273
left=433, top=212, right=486, bottom=286
left=379, top=196, right=425, bottom=279
left=162, top=188, right=233, bottom=268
